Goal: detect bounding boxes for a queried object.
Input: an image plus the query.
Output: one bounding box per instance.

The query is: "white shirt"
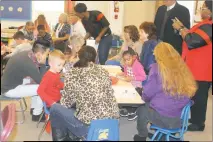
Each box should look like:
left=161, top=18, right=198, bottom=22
left=167, top=2, right=176, bottom=11
left=71, top=20, right=86, bottom=37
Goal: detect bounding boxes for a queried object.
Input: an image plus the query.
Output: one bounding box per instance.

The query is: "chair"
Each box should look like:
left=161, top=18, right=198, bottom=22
left=0, top=95, right=27, bottom=124
left=149, top=100, right=193, bottom=141
left=87, top=119, right=119, bottom=141
left=37, top=102, right=50, bottom=141
left=0, top=103, right=16, bottom=142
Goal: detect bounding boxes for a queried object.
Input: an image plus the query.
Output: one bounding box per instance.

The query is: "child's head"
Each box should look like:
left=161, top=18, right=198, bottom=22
left=139, top=22, right=157, bottom=42
left=123, top=25, right=140, bottom=42
left=64, top=47, right=72, bottom=61
left=68, top=35, right=85, bottom=54
left=37, top=25, right=46, bottom=37
left=153, top=42, right=197, bottom=98
left=122, top=47, right=137, bottom=67
left=48, top=50, right=65, bottom=73
left=13, top=31, right=25, bottom=45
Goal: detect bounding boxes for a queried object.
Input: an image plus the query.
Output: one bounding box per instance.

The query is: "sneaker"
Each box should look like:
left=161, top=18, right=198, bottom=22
left=128, top=113, right=138, bottom=121
left=32, top=113, right=46, bottom=122
left=133, top=134, right=146, bottom=141
left=120, top=109, right=129, bottom=117
left=187, top=124, right=205, bottom=131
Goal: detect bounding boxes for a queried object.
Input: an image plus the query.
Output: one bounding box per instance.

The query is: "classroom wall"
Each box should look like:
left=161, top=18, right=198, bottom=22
left=123, top=1, right=156, bottom=28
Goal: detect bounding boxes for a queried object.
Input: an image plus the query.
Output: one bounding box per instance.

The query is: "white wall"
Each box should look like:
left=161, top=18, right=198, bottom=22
left=177, top=1, right=195, bottom=27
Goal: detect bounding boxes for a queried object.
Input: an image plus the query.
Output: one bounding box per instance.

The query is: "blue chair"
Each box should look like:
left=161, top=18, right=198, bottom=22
left=149, top=100, right=193, bottom=141
left=37, top=102, right=50, bottom=141
left=0, top=94, right=27, bottom=124
left=87, top=119, right=119, bottom=141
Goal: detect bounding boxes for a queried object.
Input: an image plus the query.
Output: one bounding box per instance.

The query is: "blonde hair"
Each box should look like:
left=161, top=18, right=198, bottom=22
left=69, top=35, right=85, bottom=46
left=60, top=13, right=68, bottom=23
left=49, top=49, right=65, bottom=62
left=153, top=42, right=197, bottom=98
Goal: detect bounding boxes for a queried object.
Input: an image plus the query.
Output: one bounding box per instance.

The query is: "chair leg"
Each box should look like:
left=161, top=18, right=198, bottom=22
left=37, top=111, right=45, bottom=128
left=38, top=118, right=49, bottom=141
left=16, top=99, right=25, bottom=124
left=151, top=130, right=159, bottom=141
left=22, top=98, right=27, bottom=111
left=16, top=98, right=27, bottom=112
left=166, top=134, right=170, bottom=141
left=157, top=133, right=163, bottom=141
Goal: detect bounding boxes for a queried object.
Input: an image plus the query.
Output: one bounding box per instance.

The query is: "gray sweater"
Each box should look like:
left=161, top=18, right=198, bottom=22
left=1, top=51, right=42, bottom=93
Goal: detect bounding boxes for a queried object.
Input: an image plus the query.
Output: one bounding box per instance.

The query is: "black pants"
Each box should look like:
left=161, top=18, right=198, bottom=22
left=191, top=81, right=211, bottom=125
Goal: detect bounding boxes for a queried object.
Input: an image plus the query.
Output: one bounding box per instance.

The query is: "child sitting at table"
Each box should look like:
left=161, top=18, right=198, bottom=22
left=35, top=25, right=53, bottom=49
left=117, top=47, right=146, bottom=121
left=63, top=35, right=85, bottom=73
left=37, top=49, right=65, bottom=108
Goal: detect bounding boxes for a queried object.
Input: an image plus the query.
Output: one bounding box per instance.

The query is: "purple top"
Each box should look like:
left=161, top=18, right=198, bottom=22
left=142, top=63, right=190, bottom=118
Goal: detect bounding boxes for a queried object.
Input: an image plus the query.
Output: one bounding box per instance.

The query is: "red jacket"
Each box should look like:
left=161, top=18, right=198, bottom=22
left=182, top=19, right=212, bottom=82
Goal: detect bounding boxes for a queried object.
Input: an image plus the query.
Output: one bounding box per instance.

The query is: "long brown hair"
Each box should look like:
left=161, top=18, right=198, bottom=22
left=154, top=42, right=197, bottom=98
left=35, top=14, right=47, bottom=25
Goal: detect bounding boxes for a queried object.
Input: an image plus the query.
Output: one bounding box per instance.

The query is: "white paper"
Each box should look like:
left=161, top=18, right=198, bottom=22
left=112, top=86, right=138, bottom=99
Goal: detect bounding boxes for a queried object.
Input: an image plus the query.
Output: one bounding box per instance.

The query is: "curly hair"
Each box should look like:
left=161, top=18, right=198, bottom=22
left=124, top=25, right=140, bottom=43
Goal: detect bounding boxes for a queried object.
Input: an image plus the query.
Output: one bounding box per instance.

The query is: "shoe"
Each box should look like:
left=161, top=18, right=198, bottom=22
left=128, top=113, right=138, bottom=121
left=52, top=127, right=68, bottom=141
left=133, top=134, right=146, bottom=141
left=32, top=113, right=46, bottom=122
left=30, top=108, right=34, bottom=115
left=120, top=109, right=129, bottom=117
left=188, top=124, right=205, bottom=131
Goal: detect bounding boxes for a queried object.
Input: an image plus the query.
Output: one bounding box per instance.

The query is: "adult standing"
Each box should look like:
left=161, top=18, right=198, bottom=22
left=69, top=14, right=86, bottom=37
left=74, top=3, right=112, bottom=65
left=154, top=0, right=190, bottom=54
left=52, top=13, right=71, bottom=52
left=172, top=0, right=212, bottom=131
left=1, top=43, right=49, bottom=121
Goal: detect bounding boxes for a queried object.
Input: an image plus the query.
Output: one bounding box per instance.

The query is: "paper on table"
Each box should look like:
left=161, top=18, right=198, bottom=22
left=86, top=40, right=99, bottom=51
left=112, top=86, right=138, bottom=99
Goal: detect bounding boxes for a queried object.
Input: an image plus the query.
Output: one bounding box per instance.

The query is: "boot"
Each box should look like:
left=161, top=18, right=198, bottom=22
left=52, top=127, right=68, bottom=141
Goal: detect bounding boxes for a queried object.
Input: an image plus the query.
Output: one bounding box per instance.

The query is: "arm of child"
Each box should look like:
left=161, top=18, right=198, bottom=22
left=134, top=62, right=147, bottom=82
left=37, top=75, right=56, bottom=106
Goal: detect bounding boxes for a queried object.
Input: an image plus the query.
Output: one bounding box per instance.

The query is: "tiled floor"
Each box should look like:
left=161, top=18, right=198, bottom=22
left=1, top=88, right=212, bottom=141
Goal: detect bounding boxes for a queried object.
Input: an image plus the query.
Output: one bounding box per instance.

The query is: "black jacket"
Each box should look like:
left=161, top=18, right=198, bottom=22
left=154, top=3, right=190, bottom=54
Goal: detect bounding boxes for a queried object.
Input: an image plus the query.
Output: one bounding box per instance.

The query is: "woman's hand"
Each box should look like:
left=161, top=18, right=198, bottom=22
left=95, top=36, right=101, bottom=44
left=172, top=17, right=184, bottom=30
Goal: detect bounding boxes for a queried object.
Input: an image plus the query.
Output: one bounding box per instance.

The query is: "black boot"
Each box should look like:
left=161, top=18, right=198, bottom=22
left=67, top=131, right=81, bottom=141
left=30, top=108, right=34, bottom=115
left=52, top=127, right=68, bottom=141
left=133, top=134, right=146, bottom=141
left=188, top=124, right=205, bottom=131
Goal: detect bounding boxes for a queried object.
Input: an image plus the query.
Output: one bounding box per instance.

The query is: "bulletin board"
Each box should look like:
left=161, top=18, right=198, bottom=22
left=0, top=0, right=32, bottom=21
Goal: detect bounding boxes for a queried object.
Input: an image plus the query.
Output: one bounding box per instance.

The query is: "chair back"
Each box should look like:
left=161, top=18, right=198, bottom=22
left=0, top=103, right=16, bottom=142
left=179, top=100, right=193, bottom=136
left=43, top=102, right=50, bottom=115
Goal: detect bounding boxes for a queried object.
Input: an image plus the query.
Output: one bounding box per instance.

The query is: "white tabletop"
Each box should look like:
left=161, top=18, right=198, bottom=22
left=101, top=65, right=145, bottom=105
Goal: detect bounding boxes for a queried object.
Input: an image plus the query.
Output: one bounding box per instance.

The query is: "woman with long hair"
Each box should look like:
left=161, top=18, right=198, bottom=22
left=172, top=0, right=212, bottom=131
left=34, top=14, right=51, bottom=35
left=134, top=42, right=197, bottom=141
left=50, top=46, right=119, bottom=141
left=106, top=25, right=142, bottom=66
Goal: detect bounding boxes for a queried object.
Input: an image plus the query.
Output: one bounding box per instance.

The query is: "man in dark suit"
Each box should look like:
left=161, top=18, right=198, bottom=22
left=154, top=0, right=190, bottom=55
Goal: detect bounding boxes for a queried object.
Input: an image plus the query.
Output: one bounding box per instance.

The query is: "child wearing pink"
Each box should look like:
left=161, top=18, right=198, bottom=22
left=117, top=48, right=146, bottom=121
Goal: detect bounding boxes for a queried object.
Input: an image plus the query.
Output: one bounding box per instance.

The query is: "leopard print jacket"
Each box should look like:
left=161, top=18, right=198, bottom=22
left=60, top=63, right=120, bottom=124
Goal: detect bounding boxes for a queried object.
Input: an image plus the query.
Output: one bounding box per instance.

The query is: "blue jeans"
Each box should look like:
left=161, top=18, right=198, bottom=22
left=50, top=104, right=89, bottom=138
left=98, top=35, right=112, bottom=65
left=105, top=60, right=121, bottom=66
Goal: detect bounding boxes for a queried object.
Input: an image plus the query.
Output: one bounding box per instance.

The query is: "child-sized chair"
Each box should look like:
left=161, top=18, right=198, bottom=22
left=37, top=102, right=50, bottom=141
left=87, top=119, right=119, bottom=141
left=1, top=103, right=16, bottom=142
left=149, top=100, right=193, bottom=141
